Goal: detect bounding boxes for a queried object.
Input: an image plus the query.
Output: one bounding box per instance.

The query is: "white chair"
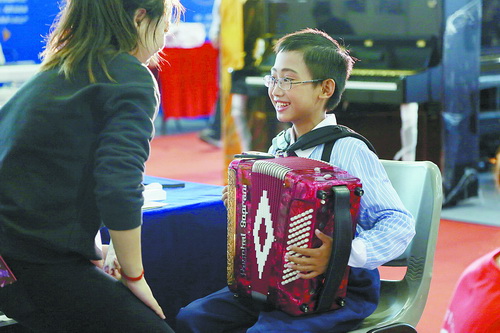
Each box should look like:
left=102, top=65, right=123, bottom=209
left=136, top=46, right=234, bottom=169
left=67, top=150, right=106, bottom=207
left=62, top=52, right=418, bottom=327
left=350, top=160, right=443, bottom=332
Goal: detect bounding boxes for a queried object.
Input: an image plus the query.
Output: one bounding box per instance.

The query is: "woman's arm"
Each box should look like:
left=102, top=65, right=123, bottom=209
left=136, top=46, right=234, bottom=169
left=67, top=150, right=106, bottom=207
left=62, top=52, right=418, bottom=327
left=109, top=226, right=165, bottom=319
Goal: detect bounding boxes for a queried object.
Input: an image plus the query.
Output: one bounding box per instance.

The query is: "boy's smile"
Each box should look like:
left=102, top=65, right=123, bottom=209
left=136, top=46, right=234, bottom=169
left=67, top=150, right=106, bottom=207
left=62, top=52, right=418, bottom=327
left=268, top=51, right=329, bottom=138
left=275, top=101, right=291, bottom=111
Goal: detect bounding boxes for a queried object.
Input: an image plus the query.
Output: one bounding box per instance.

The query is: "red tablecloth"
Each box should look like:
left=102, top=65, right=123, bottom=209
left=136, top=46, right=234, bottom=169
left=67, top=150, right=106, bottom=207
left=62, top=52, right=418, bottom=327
left=157, top=43, right=219, bottom=119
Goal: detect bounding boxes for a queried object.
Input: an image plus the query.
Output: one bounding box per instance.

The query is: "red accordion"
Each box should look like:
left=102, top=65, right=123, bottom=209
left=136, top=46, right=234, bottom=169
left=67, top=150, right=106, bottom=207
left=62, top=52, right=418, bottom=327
left=227, top=156, right=363, bottom=316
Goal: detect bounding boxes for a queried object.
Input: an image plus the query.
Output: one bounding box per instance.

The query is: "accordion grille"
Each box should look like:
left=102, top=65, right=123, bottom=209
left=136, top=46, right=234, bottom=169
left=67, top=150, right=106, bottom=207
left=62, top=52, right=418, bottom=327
left=252, top=160, right=292, bottom=180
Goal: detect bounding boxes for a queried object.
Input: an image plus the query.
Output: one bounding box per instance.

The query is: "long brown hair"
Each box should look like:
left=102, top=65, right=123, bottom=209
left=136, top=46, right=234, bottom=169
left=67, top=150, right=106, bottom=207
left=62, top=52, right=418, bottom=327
left=40, top=0, right=183, bottom=82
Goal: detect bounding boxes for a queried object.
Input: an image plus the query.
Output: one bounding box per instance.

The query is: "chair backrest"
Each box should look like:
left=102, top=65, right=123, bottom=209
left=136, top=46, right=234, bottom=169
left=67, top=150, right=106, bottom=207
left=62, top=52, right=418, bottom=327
left=351, top=160, right=443, bottom=332
left=383, top=160, right=443, bottom=266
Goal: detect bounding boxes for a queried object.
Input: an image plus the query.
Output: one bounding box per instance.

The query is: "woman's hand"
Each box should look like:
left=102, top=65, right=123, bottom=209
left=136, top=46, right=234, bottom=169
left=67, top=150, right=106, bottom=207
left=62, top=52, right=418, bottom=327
left=285, top=229, right=333, bottom=279
left=103, top=257, right=122, bottom=280
left=100, top=243, right=122, bottom=279
left=122, top=277, right=166, bottom=319
left=108, top=227, right=165, bottom=319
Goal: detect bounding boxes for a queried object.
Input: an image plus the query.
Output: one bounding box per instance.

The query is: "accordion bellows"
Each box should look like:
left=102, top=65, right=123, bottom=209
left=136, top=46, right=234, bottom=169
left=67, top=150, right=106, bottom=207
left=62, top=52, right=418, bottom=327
left=227, top=156, right=363, bottom=316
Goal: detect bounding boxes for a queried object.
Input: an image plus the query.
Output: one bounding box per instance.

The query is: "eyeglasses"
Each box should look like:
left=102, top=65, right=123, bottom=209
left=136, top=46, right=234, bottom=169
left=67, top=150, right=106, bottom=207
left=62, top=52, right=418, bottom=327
left=263, top=75, right=325, bottom=91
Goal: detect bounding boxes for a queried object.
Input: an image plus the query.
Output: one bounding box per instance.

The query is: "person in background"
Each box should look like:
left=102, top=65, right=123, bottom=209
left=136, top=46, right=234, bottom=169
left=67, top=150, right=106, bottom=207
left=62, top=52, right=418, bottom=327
left=441, top=247, right=500, bottom=333
left=198, top=0, right=223, bottom=148
left=0, top=0, right=183, bottom=331
left=176, top=28, right=415, bottom=333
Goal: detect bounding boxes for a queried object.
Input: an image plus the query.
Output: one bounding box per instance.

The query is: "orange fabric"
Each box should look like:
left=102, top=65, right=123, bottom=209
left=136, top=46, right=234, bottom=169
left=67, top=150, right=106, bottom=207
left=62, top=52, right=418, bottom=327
left=220, top=0, right=246, bottom=178
left=222, top=94, right=243, bottom=184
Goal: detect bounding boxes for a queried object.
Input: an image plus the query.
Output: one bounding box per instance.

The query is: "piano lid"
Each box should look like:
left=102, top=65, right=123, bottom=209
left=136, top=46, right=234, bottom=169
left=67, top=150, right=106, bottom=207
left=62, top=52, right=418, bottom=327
left=248, top=0, right=443, bottom=75
left=257, top=0, right=443, bottom=41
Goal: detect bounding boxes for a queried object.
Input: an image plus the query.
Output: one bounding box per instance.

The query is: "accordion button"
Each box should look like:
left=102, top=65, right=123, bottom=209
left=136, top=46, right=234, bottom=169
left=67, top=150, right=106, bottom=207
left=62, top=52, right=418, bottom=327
left=317, top=190, right=328, bottom=199
left=300, top=304, right=310, bottom=313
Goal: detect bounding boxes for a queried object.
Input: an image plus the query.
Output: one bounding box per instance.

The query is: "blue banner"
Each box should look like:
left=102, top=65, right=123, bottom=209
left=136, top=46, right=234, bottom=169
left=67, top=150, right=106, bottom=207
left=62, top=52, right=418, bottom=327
left=0, top=0, right=214, bottom=64
left=181, top=0, right=214, bottom=40
left=0, top=0, right=59, bottom=63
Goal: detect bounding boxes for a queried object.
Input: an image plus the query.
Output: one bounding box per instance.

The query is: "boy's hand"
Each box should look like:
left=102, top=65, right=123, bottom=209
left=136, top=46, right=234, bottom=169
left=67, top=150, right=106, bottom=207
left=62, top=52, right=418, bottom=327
left=285, top=229, right=332, bottom=279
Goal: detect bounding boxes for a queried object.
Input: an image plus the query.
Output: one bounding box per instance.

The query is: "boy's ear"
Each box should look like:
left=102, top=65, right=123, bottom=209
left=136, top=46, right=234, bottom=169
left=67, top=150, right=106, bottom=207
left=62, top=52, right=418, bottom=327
left=319, top=79, right=335, bottom=99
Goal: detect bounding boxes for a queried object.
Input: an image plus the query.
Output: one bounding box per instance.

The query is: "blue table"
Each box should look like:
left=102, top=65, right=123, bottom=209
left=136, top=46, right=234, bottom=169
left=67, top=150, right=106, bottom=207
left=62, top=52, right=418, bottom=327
left=101, top=176, right=227, bottom=327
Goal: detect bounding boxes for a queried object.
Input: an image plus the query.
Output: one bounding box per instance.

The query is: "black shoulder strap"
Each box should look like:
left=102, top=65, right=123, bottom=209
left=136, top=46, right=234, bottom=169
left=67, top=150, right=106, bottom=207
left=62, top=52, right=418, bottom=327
left=321, top=141, right=336, bottom=162
left=320, top=125, right=377, bottom=162
left=285, top=125, right=376, bottom=160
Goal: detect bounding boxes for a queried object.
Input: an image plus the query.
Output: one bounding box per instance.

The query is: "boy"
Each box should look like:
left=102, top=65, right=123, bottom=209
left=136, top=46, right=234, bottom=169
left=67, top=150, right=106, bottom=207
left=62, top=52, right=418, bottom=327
left=176, top=28, right=415, bottom=332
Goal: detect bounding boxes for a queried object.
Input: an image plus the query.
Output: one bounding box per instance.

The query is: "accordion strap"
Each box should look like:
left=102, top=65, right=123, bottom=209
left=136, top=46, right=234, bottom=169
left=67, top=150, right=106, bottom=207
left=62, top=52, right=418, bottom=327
left=314, top=126, right=375, bottom=311
left=286, top=125, right=377, bottom=157
left=316, top=185, right=353, bottom=312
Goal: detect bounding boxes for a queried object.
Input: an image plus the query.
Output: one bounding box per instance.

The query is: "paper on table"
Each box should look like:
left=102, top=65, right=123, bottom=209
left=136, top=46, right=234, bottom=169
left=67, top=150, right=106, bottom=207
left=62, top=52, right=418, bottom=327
left=143, top=183, right=167, bottom=202
left=143, top=201, right=168, bottom=210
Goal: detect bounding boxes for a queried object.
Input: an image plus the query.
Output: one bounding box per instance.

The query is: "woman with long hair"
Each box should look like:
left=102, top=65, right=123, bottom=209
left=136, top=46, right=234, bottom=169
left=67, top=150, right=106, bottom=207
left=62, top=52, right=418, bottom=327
left=0, top=1, right=183, bottom=331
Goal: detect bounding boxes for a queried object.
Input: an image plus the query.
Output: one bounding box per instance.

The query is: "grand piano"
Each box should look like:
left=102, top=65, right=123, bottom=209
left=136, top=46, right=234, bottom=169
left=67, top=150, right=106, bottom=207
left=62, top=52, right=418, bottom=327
left=227, top=0, right=499, bottom=206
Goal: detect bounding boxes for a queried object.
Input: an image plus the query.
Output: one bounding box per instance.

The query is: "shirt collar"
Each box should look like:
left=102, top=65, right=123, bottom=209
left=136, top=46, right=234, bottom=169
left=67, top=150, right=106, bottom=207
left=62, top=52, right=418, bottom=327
left=286, top=114, right=338, bottom=158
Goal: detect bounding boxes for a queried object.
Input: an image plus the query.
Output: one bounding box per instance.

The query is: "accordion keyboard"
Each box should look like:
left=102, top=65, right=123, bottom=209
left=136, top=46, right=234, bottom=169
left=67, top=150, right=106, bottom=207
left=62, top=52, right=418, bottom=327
left=282, top=208, right=315, bottom=285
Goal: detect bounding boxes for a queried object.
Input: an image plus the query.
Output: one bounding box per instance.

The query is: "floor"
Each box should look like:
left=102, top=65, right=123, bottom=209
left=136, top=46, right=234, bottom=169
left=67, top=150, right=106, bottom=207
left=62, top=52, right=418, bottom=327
left=441, top=171, right=500, bottom=227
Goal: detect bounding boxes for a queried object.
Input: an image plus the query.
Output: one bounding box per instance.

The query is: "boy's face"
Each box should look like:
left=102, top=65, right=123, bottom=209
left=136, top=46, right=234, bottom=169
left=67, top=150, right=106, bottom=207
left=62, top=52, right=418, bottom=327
left=268, top=51, right=327, bottom=136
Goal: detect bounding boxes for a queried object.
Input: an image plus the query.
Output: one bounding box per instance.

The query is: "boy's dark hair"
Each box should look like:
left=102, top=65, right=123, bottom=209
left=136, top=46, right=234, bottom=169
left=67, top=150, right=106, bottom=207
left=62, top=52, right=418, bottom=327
left=274, top=28, right=354, bottom=111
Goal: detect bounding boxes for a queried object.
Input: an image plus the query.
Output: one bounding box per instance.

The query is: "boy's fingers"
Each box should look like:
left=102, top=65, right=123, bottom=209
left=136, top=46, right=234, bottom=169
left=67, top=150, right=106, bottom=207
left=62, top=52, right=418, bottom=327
left=298, top=271, right=321, bottom=279
left=315, top=229, right=332, bottom=244
left=286, top=255, right=307, bottom=265
left=286, top=262, right=315, bottom=272
left=288, top=246, right=317, bottom=256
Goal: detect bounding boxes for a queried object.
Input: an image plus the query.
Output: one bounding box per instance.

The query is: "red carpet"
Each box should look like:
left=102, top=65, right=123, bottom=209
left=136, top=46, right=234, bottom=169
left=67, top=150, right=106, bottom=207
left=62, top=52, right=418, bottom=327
left=146, top=132, right=500, bottom=333
left=146, top=132, right=225, bottom=185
